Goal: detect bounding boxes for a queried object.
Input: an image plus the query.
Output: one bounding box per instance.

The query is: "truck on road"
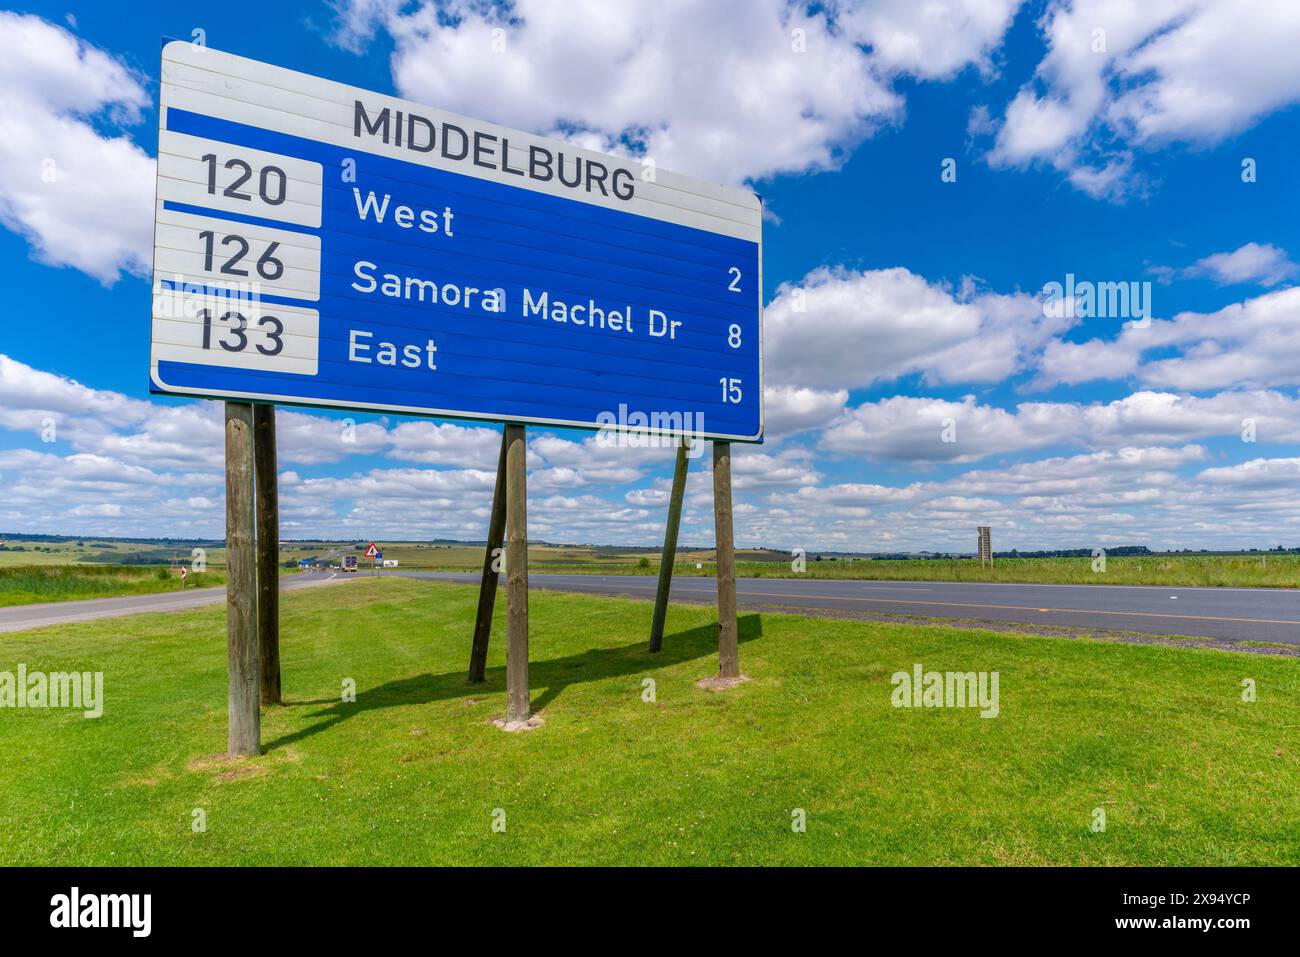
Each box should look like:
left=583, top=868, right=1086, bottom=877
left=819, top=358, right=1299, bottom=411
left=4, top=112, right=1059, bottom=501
left=342, top=555, right=358, bottom=573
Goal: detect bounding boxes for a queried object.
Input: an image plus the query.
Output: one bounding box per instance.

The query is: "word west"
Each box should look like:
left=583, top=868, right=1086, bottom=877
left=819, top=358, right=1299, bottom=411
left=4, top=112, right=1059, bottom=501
left=50, top=887, right=151, bottom=938
left=1041, top=272, right=1152, bottom=325
left=353, top=188, right=454, bottom=236
left=891, top=663, right=999, bottom=718
left=0, top=665, right=103, bottom=718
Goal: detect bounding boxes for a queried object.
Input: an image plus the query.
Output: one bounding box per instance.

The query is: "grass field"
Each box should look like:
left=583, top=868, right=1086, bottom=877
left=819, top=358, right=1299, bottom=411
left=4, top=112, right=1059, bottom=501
left=6, top=535, right=1299, bottom=590
left=1, top=577, right=1296, bottom=865
left=511, top=554, right=1300, bottom=588
left=299, top=542, right=1300, bottom=588
left=0, top=565, right=223, bottom=607
left=0, top=538, right=225, bottom=569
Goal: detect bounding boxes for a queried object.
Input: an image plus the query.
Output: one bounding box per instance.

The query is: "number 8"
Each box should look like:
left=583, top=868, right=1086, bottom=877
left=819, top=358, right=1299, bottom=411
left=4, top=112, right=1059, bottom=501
left=727, top=324, right=742, bottom=348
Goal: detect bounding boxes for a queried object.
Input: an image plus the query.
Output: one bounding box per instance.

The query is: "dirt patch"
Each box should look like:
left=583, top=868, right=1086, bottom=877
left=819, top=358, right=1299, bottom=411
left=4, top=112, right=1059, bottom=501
left=492, top=714, right=545, bottom=732
left=186, top=753, right=240, bottom=773
left=216, top=763, right=269, bottom=782
left=696, top=674, right=752, bottom=691
left=186, top=752, right=272, bottom=781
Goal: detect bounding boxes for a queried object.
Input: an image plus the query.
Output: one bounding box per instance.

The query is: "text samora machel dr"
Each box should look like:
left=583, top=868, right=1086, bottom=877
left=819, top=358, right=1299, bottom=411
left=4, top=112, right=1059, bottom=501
left=346, top=261, right=685, bottom=372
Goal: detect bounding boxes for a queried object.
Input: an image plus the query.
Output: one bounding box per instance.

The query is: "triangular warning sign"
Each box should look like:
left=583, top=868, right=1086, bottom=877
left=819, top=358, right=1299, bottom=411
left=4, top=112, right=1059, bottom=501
left=364, top=543, right=380, bottom=558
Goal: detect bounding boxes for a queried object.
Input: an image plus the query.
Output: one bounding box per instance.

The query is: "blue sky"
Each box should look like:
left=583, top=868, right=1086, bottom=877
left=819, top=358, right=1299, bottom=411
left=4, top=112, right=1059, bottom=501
left=3, top=0, right=1300, bottom=551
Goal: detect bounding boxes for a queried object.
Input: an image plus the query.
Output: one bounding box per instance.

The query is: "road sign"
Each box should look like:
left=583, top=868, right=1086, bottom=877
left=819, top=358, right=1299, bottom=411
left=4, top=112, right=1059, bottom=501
left=150, top=41, right=763, bottom=441
left=364, top=543, right=379, bottom=558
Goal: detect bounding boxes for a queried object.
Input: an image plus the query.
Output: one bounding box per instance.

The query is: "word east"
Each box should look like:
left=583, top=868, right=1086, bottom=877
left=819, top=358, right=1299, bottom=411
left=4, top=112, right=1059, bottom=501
left=348, top=330, right=438, bottom=371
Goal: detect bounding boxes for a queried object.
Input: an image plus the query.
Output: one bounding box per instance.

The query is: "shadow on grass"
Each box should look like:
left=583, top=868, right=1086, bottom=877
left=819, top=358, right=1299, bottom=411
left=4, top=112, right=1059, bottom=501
left=264, top=614, right=763, bottom=752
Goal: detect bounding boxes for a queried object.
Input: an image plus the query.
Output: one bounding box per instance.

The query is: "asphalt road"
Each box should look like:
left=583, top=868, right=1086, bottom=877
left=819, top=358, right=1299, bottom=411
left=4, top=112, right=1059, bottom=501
left=8, top=569, right=1298, bottom=645
left=0, top=571, right=348, bottom=633
left=399, top=572, right=1300, bottom=645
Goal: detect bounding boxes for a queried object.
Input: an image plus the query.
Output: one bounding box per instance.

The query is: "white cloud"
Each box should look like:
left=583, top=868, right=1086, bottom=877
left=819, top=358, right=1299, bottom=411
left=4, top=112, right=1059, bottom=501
left=1078, top=389, right=1300, bottom=445
left=943, top=444, right=1207, bottom=496
left=276, top=410, right=392, bottom=465
left=1196, top=456, right=1300, bottom=490
left=765, top=267, right=1065, bottom=392
left=1036, top=335, right=1139, bottom=387
left=0, top=353, right=151, bottom=430
left=729, top=447, right=821, bottom=491
left=987, top=0, right=1300, bottom=199
left=333, top=0, right=1023, bottom=185
left=771, top=482, right=918, bottom=509
left=821, top=394, right=1069, bottom=463
left=837, top=0, right=1024, bottom=80
left=821, top=389, right=1300, bottom=465
left=1036, top=285, right=1300, bottom=391
left=335, top=0, right=896, bottom=185
left=763, top=385, right=848, bottom=438
left=0, top=12, right=153, bottom=282
left=1185, top=242, right=1298, bottom=287
left=386, top=420, right=502, bottom=468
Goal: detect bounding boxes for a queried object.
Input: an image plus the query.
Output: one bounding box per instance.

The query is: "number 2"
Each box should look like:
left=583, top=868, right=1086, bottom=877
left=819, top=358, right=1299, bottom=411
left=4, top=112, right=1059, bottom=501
left=727, top=267, right=742, bottom=292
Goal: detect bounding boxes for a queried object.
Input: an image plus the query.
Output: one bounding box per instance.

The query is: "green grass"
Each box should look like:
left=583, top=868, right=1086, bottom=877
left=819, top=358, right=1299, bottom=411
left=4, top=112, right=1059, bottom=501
left=11, top=535, right=1297, bottom=588
left=0, top=538, right=225, bottom=569
left=378, top=547, right=1300, bottom=588
left=1, top=578, right=1296, bottom=865
left=0, top=564, right=224, bottom=607
left=746, top=554, right=1300, bottom=587
left=508, top=554, right=1300, bottom=587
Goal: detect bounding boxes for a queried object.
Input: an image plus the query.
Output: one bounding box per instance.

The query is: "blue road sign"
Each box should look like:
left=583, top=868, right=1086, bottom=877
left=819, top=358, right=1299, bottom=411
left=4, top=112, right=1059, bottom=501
left=150, top=42, right=764, bottom=441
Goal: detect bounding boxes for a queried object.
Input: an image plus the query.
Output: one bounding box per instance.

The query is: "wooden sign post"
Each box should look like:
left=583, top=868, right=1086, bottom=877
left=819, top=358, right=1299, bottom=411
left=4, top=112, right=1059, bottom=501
left=649, top=438, right=690, bottom=652
left=466, top=424, right=534, bottom=728
left=712, top=440, right=740, bottom=678
left=253, top=404, right=281, bottom=706
left=224, top=401, right=261, bottom=756
left=504, top=424, right=531, bottom=724
left=468, top=433, right=508, bottom=683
